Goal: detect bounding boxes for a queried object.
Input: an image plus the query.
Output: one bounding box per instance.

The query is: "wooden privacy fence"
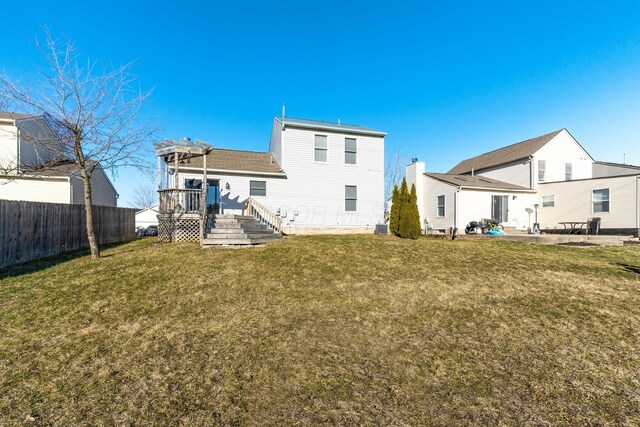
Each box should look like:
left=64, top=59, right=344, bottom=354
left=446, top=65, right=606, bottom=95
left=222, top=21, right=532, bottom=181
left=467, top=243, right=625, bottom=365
left=0, top=200, right=136, bottom=269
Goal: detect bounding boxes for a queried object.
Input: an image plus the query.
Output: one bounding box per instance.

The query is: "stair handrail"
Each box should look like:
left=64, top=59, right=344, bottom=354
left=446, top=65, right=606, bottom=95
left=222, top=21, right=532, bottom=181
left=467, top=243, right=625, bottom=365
left=246, top=197, right=282, bottom=234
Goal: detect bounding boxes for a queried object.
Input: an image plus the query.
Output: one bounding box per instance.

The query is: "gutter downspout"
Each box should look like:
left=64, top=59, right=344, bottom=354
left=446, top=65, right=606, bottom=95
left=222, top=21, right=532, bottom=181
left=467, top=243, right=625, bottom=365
left=636, top=176, right=639, bottom=237
left=528, top=156, right=534, bottom=189
left=16, top=125, right=21, bottom=174
left=454, top=186, right=461, bottom=230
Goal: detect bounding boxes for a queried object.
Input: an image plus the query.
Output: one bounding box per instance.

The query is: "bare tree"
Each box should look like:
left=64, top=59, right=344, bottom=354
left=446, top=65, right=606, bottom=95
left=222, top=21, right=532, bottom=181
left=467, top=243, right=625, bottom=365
left=385, top=148, right=405, bottom=208
left=0, top=29, right=155, bottom=258
left=130, top=183, right=157, bottom=209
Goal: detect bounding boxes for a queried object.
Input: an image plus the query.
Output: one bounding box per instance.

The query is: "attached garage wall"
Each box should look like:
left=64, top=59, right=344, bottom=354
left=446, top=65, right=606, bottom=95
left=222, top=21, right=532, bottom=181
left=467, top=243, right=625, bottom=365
left=538, top=175, right=639, bottom=235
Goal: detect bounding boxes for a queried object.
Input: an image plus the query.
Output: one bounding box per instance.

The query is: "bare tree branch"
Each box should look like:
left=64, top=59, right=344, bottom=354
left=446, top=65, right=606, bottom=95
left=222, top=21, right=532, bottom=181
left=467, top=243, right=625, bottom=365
left=129, top=183, right=158, bottom=209
left=385, top=148, right=405, bottom=208
left=0, top=28, right=157, bottom=258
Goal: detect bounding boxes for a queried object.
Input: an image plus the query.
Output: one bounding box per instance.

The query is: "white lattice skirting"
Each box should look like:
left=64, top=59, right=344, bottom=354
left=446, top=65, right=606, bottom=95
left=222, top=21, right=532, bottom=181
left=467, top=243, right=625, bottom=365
left=158, top=215, right=200, bottom=242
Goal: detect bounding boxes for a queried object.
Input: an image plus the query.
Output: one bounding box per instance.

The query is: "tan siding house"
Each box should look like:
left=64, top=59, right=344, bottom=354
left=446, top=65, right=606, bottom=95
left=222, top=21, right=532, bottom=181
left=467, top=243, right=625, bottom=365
left=0, top=112, right=119, bottom=206
left=409, top=128, right=639, bottom=236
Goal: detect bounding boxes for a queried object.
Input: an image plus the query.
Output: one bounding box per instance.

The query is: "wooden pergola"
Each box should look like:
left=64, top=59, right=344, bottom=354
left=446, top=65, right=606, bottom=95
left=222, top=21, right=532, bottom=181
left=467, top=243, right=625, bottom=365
left=154, top=138, right=212, bottom=243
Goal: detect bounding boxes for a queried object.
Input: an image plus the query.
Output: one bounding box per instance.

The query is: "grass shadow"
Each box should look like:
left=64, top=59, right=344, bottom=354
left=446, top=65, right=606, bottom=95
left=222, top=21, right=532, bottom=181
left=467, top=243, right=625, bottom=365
left=616, top=263, right=640, bottom=275
left=0, top=239, right=141, bottom=280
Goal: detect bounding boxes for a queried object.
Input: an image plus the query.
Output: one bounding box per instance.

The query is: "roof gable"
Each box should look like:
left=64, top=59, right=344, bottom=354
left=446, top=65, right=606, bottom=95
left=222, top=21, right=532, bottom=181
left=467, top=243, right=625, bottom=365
left=448, top=129, right=564, bottom=174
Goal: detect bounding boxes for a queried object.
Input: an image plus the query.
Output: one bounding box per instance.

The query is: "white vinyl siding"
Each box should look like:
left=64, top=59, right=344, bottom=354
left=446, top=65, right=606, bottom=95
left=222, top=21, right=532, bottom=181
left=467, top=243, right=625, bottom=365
left=344, top=138, right=357, bottom=165
left=542, top=195, right=555, bottom=207
left=592, top=188, right=609, bottom=213
left=475, top=159, right=532, bottom=189
left=437, top=195, right=445, bottom=217
left=345, top=185, right=357, bottom=211
left=424, top=177, right=457, bottom=230
left=0, top=177, right=71, bottom=203
left=17, top=117, right=57, bottom=169
left=532, top=130, right=593, bottom=186
left=456, top=190, right=538, bottom=231
left=277, top=126, right=384, bottom=228
left=249, top=180, right=267, bottom=197
left=314, top=134, right=327, bottom=162
left=71, top=167, right=118, bottom=206
left=538, top=176, right=638, bottom=231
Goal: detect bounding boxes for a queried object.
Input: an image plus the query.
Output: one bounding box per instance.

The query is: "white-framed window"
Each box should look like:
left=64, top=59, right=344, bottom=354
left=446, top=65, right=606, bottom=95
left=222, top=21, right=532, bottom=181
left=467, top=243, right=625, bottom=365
left=249, top=180, right=266, bottom=197
left=345, top=138, right=357, bottom=165
left=542, top=195, right=555, bottom=207
left=314, top=134, right=328, bottom=162
left=592, top=188, right=610, bottom=213
left=345, top=185, right=357, bottom=211
left=437, top=195, right=445, bottom=217
left=538, top=160, right=546, bottom=181
left=565, top=163, right=572, bottom=181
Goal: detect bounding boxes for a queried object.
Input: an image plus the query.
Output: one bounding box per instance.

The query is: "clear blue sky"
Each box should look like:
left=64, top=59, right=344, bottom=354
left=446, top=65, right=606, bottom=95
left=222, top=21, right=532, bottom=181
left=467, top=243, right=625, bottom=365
left=2, top=1, right=640, bottom=207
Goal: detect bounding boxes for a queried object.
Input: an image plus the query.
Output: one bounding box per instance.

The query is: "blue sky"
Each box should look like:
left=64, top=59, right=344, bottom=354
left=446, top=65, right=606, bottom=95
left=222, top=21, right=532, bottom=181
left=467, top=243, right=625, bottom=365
left=1, top=1, right=640, bottom=206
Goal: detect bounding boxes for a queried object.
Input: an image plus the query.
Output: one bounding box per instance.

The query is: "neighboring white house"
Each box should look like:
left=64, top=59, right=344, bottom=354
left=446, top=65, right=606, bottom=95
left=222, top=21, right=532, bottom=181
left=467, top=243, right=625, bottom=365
left=136, top=205, right=159, bottom=228
left=166, top=116, right=386, bottom=234
left=407, top=128, right=640, bottom=235
left=0, top=112, right=118, bottom=206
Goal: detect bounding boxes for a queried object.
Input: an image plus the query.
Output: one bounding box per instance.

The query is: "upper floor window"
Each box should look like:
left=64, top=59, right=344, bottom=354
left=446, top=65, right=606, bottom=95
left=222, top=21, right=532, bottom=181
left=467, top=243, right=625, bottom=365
left=249, top=180, right=266, bottom=197
left=314, top=135, right=327, bottom=162
left=345, top=138, right=357, bottom=164
left=538, top=160, right=546, bottom=181
left=565, top=163, right=572, bottom=181
left=437, top=195, right=445, bottom=217
left=542, top=195, right=555, bottom=207
left=345, top=185, right=357, bottom=211
left=592, top=188, right=609, bottom=213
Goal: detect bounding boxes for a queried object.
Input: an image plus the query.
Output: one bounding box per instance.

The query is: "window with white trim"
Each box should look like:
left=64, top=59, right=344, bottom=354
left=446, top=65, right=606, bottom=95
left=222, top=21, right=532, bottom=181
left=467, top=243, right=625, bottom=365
left=249, top=180, right=266, bottom=197
left=345, top=185, right=357, bottom=211
left=592, top=188, right=609, bottom=213
left=542, top=195, right=555, bottom=207
left=314, top=134, right=327, bottom=162
left=565, top=163, right=572, bottom=181
left=437, top=195, right=445, bottom=217
left=538, top=160, right=546, bottom=181
left=344, top=138, right=357, bottom=164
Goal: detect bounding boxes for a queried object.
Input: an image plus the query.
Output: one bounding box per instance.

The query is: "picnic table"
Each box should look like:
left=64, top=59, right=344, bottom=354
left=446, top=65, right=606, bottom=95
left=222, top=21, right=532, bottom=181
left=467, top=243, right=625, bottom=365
left=558, top=221, right=588, bottom=235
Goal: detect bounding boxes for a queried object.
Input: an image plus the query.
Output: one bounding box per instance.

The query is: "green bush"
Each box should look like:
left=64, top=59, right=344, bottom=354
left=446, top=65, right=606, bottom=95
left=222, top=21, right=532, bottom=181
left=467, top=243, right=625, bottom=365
left=399, top=183, right=421, bottom=239
left=389, top=184, right=400, bottom=235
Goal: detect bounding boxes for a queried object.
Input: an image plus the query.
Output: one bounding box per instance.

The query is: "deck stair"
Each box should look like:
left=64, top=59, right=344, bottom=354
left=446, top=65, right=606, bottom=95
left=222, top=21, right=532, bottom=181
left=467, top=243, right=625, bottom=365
left=202, top=214, right=281, bottom=246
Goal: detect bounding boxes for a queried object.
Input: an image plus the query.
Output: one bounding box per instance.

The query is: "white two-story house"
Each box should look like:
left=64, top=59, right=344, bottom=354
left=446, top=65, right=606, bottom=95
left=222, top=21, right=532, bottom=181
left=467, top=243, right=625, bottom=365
left=407, top=128, right=640, bottom=236
left=167, top=116, right=386, bottom=235
left=0, top=112, right=118, bottom=206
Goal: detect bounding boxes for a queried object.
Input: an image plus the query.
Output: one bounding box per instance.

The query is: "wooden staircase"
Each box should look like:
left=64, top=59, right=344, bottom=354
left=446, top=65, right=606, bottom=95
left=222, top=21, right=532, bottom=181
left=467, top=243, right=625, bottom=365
left=202, top=214, right=281, bottom=246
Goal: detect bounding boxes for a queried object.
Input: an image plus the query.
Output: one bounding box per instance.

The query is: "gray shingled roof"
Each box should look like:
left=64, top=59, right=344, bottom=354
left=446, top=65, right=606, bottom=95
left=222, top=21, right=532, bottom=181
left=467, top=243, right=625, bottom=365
left=425, top=172, right=535, bottom=191
left=0, top=112, right=40, bottom=121
left=275, top=116, right=386, bottom=136
left=183, top=148, right=285, bottom=175
left=448, top=129, right=564, bottom=175
left=21, top=160, right=98, bottom=177
left=594, top=161, right=640, bottom=170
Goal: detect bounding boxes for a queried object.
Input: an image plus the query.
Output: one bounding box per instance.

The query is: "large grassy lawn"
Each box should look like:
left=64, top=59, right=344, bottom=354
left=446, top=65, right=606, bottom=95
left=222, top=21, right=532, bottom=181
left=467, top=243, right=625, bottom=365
left=1, top=236, right=639, bottom=426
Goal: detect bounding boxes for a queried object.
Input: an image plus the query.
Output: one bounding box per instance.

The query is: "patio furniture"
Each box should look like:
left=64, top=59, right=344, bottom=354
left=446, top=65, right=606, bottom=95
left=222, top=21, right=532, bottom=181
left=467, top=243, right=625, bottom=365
left=586, top=217, right=601, bottom=235
left=558, top=221, right=588, bottom=235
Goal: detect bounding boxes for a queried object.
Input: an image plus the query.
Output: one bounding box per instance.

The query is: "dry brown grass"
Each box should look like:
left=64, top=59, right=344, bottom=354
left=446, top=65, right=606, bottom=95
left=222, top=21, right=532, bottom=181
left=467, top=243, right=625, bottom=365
left=1, top=235, right=639, bottom=426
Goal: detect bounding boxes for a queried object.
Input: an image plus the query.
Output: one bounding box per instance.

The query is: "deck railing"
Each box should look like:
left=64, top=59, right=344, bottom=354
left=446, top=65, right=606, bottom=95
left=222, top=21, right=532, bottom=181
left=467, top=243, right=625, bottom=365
left=158, top=189, right=203, bottom=214
left=246, top=197, right=282, bottom=234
